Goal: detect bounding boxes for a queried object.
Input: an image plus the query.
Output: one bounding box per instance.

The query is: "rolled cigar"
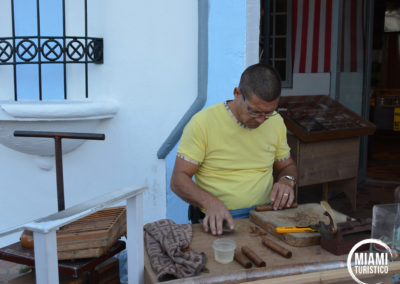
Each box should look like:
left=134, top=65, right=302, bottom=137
left=241, top=246, right=266, bottom=267
left=234, top=249, right=252, bottom=268
left=261, top=236, right=292, bottom=258
left=255, top=202, right=298, bottom=212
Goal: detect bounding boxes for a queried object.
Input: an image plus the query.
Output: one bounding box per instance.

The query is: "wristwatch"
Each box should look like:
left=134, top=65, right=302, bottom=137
left=279, top=175, right=297, bottom=187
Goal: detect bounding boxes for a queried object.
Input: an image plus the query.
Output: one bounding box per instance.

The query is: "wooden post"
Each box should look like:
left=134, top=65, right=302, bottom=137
left=127, top=192, right=144, bottom=284
left=33, top=230, right=59, bottom=284
left=322, top=183, right=329, bottom=201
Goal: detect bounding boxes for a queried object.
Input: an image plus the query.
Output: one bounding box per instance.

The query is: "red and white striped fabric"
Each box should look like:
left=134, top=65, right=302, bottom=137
left=292, top=0, right=365, bottom=73
left=340, top=0, right=365, bottom=72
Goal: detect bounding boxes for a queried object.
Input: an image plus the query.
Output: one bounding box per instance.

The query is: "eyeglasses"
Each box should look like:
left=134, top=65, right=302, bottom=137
left=241, top=93, right=278, bottom=118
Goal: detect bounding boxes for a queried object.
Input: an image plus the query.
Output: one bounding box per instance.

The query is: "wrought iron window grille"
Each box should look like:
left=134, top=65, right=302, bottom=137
left=260, top=0, right=292, bottom=88
left=0, top=0, right=104, bottom=101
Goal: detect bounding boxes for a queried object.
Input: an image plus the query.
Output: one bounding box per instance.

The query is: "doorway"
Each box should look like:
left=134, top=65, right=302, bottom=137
left=367, top=0, right=400, bottom=183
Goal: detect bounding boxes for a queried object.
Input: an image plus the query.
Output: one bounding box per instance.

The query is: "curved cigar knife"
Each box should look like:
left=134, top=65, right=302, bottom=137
left=276, top=201, right=337, bottom=234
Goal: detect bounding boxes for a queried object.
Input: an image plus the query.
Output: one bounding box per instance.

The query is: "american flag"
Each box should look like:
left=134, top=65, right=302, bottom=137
left=292, top=0, right=366, bottom=73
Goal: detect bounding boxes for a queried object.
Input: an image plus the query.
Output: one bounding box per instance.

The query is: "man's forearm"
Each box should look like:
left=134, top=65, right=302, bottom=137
left=277, top=163, right=298, bottom=181
left=275, top=156, right=298, bottom=188
left=170, top=173, right=217, bottom=209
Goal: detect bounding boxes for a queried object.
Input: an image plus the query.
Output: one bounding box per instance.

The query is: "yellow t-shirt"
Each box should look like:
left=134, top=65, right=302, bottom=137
left=177, top=102, right=290, bottom=210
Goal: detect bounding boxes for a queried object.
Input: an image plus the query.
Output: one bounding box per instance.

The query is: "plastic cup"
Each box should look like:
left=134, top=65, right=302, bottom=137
left=212, top=238, right=236, bottom=264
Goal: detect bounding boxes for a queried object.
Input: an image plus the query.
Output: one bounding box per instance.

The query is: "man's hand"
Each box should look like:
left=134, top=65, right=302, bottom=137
left=171, top=157, right=235, bottom=235
left=272, top=156, right=298, bottom=210
left=202, top=198, right=234, bottom=235
left=270, top=178, right=295, bottom=210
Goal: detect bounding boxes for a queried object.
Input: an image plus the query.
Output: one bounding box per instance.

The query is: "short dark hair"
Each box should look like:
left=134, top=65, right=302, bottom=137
left=238, top=64, right=281, bottom=102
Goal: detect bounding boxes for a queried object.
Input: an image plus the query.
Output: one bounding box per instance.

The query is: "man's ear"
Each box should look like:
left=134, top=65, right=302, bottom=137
left=233, top=87, right=240, bottom=99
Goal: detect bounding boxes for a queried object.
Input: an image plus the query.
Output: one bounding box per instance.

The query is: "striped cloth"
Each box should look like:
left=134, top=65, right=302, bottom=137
left=292, top=0, right=365, bottom=73
left=144, top=219, right=206, bottom=281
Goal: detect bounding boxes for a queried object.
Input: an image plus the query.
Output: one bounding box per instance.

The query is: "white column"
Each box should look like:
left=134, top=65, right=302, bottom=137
left=33, top=230, right=59, bottom=284
left=245, top=0, right=261, bottom=67
left=126, top=193, right=144, bottom=284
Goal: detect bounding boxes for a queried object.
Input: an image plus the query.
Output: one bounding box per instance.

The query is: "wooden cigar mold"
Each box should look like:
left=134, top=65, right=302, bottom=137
left=255, top=203, right=298, bottom=212
left=241, top=246, right=266, bottom=267
left=261, top=236, right=292, bottom=258
left=320, top=218, right=372, bottom=255
left=234, top=249, right=252, bottom=268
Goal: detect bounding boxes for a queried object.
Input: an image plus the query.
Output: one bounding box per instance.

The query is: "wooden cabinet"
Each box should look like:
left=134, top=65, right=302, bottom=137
left=279, top=95, right=376, bottom=210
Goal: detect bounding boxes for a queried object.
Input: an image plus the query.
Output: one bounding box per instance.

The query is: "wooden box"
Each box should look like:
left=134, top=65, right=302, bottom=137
left=278, top=95, right=376, bottom=210
left=57, top=206, right=126, bottom=260
left=279, top=95, right=375, bottom=142
left=92, top=257, right=120, bottom=284
left=288, top=134, right=359, bottom=209
left=8, top=257, right=120, bottom=284
left=288, top=135, right=359, bottom=187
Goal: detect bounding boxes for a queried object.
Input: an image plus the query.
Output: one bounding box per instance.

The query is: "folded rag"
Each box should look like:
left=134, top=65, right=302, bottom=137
left=144, top=219, right=206, bottom=281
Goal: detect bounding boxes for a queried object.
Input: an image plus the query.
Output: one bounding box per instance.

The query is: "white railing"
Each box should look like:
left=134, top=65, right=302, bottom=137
left=0, top=185, right=147, bottom=284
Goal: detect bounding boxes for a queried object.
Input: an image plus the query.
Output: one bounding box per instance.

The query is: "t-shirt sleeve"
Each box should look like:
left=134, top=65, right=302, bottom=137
left=177, top=115, right=207, bottom=164
left=275, top=120, right=291, bottom=161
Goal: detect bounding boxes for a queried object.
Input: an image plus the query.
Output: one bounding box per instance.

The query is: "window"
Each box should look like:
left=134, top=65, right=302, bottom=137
left=0, top=0, right=103, bottom=101
left=260, top=0, right=292, bottom=87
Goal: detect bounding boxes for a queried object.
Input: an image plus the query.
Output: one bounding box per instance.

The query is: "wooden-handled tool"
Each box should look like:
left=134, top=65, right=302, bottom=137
left=276, top=201, right=337, bottom=234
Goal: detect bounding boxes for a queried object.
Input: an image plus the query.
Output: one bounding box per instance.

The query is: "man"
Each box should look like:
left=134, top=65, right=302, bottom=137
left=170, top=63, right=298, bottom=236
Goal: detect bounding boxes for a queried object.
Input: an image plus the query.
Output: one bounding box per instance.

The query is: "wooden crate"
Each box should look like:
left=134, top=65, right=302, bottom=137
left=288, top=135, right=359, bottom=187
left=57, top=206, right=126, bottom=260
left=8, top=257, right=120, bottom=284
left=288, top=134, right=359, bottom=209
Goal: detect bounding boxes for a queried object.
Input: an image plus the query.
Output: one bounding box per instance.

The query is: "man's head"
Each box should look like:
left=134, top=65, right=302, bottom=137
left=239, top=63, right=281, bottom=102
left=232, top=64, right=281, bottom=129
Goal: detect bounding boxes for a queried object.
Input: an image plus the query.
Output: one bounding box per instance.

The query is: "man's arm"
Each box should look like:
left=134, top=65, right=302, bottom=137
left=270, top=156, right=298, bottom=210
left=170, top=156, right=234, bottom=235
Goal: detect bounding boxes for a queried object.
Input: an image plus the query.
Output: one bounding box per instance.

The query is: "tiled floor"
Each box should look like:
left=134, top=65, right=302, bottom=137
left=0, top=261, right=29, bottom=284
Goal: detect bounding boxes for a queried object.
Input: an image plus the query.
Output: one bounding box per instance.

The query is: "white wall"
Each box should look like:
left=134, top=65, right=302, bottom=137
left=282, top=73, right=331, bottom=96
left=0, top=0, right=198, bottom=247
left=245, top=0, right=261, bottom=68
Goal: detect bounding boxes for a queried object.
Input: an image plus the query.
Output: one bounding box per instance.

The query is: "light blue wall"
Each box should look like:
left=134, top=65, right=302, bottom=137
left=166, top=0, right=247, bottom=223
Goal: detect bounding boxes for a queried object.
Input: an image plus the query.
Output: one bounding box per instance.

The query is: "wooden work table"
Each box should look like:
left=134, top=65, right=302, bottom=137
left=144, top=218, right=400, bottom=284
